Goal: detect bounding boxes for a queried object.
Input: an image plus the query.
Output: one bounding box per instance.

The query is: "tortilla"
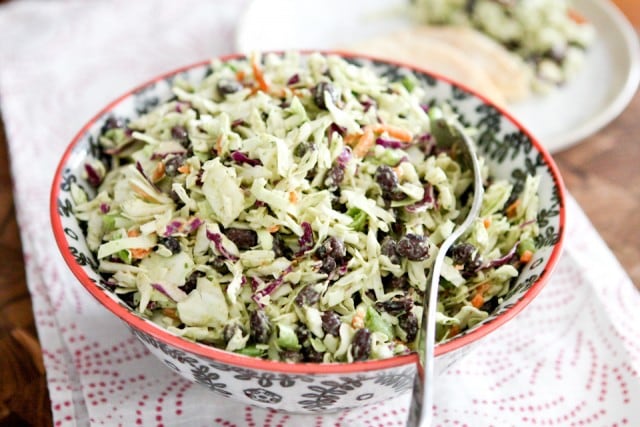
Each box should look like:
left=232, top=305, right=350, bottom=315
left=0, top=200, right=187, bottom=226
left=345, top=26, right=533, bottom=105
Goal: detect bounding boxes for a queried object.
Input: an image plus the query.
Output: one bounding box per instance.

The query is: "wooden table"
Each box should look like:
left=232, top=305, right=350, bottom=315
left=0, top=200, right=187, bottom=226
left=0, top=4, right=638, bottom=426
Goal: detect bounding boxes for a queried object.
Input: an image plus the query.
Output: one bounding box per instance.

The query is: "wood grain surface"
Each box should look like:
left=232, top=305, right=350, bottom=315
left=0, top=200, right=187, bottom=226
left=0, top=3, right=638, bottom=426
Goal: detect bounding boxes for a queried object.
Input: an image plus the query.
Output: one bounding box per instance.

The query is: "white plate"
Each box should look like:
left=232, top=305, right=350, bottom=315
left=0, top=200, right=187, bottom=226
left=235, top=0, right=640, bottom=152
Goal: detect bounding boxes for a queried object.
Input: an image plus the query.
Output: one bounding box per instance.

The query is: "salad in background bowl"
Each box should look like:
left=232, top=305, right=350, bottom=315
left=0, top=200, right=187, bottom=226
left=51, top=51, right=564, bottom=413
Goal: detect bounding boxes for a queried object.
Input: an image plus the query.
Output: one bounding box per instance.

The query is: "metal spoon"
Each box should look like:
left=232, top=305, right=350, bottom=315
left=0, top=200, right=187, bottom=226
left=406, top=114, right=484, bottom=427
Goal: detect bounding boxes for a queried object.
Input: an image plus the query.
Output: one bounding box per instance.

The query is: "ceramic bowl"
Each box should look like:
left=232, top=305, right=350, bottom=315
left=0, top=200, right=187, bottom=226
left=50, top=52, right=565, bottom=413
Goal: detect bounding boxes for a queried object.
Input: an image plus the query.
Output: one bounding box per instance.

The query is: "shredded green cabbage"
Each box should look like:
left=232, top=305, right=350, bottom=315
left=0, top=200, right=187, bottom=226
left=73, top=52, right=540, bottom=363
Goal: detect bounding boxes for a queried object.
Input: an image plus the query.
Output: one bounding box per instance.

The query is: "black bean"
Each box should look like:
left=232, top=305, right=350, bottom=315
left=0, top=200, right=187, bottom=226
left=180, top=270, right=205, bottom=294
left=312, top=82, right=340, bottom=110
left=321, top=311, right=341, bottom=336
left=399, top=313, right=418, bottom=342
left=396, top=234, right=430, bottom=261
left=377, top=296, right=414, bottom=315
left=217, top=78, right=243, bottom=96
left=324, top=164, right=345, bottom=188
left=351, top=328, right=372, bottom=361
left=295, top=285, right=320, bottom=306
left=250, top=310, right=272, bottom=344
left=375, top=165, right=398, bottom=194
left=164, top=155, right=185, bottom=177
left=224, top=228, right=257, bottom=250
left=158, top=236, right=181, bottom=254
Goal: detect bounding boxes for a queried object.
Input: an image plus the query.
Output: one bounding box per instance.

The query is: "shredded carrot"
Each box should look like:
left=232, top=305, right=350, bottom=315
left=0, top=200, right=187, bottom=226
left=506, top=199, right=521, bottom=218
left=215, top=134, right=224, bottom=156
left=343, top=132, right=361, bottom=147
left=353, top=126, right=375, bottom=158
left=130, top=183, right=155, bottom=202
left=520, top=250, right=534, bottom=264
left=251, top=55, right=269, bottom=92
left=289, top=191, right=298, bottom=204
left=483, top=217, right=492, bottom=229
left=267, top=224, right=280, bottom=233
left=126, top=229, right=151, bottom=259
left=449, top=324, right=460, bottom=337
left=151, top=162, right=165, bottom=183
left=568, top=8, right=587, bottom=24
left=471, top=293, right=485, bottom=308
left=162, top=308, right=178, bottom=319
left=235, top=70, right=245, bottom=82
left=178, top=164, right=191, bottom=175
left=372, top=124, right=413, bottom=142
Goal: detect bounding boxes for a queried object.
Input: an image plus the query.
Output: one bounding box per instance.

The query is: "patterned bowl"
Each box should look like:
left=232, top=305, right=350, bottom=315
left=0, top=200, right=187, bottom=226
left=50, top=52, right=565, bottom=413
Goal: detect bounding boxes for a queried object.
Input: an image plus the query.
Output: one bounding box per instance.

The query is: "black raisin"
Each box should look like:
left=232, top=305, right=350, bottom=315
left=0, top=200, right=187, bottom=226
left=171, top=125, right=189, bottom=147
left=396, top=234, right=430, bottom=261
left=321, top=311, right=341, bottom=336
left=295, top=285, right=320, bottom=306
left=312, top=82, right=340, bottom=110
left=164, top=155, right=185, bottom=177
left=316, top=236, right=346, bottom=261
left=318, top=257, right=337, bottom=274
left=272, top=234, right=292, bottom=258
left=224, top=228, right=257, bottom=250
left=250, top=310, right=271, bottom=344
left=377, top=296, right=413, bottom=315
left=223, top=323, right=243, bottom=343
left=303, top=347, right=325, bottom=363
left=375, top=165, right=398, bottom=194
left=448, top=243, right=482, bottom=278
left=180, top=270, right=205, bottom=294
left=324, top=164, right=345, bottom=188
left=100, top=116, right=125, bottom=134
left=280, top=350, right=304, bottom=363
left=383, top=274, right=409, bottom=291
left=399, top=312, right=418, bottom=342
left=294, top=142, right=316, bottom=157
left=217, top=78, right=243, bottom=96
left=351, top=328, right=372, bottom=361
left=380, top=236, right=400, bottom=264
left=157, top=236, right=181, bottom=254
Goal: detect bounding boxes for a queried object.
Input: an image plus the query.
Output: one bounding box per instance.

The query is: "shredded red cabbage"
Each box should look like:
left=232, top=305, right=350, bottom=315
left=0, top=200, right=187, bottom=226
left=296, top=222, right=314, bottom=255
left=151, top=283, right=176, bottom=301
left=287, top=74, right=300, bottom=85
left=480, top=242, right=519, bottom=270
left=251, top=265, right=295, bottom=305
left=230, top=151, right=262, bottom=166
left=84, top=163, right=103, bottom=187
left=231, top=118, right=246, bottom=128
left=99, top=203, right=110, bottom=214
left=327, top=123, right=346, bottom=145
left=336, top=147, right=352, bottom=167
left=375, top=137, right=411, bottom=150
left=164, top=220, right=184, bottom=236
left=206, top=230, right=239, bottom=261
left=405, top=184, right=436, bottom=213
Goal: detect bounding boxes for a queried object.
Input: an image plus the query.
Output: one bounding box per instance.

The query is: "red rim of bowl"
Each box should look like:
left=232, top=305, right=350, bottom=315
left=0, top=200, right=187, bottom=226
left=50, top=50, right=566, bottom=375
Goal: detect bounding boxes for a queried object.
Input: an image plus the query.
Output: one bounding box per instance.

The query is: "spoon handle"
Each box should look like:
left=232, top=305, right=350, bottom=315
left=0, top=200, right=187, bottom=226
left=406, top=121, right=484, bottom=427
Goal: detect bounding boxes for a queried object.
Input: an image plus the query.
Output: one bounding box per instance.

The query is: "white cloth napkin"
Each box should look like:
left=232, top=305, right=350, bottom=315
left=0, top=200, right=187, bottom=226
left=1, top=1, right=639, bottom=426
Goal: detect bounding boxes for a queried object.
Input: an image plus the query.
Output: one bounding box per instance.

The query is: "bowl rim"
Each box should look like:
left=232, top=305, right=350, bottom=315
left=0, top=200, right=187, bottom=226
left=50, top=50, right=566, bottom=375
